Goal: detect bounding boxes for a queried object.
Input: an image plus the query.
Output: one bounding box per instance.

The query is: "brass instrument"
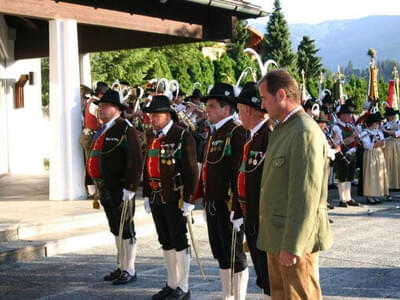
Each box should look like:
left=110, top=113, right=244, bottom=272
left=177, top=110, right=196, bottom=131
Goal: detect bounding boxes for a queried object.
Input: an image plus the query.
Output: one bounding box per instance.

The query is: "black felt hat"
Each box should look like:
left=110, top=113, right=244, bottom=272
left=94, top=90, right=124, bottom=110
left=236, top=82, right=264, bottom=111
left=192, top=89, right=202, bottom=99
left=385, top=107, right=400, bottom=117
left=94, top=81, right=109, bottom=96
left=321, top=92, right=334, bottom=104
left=337, top=104, right=353, bottom=115
left=366, top=112, right=383, bottom=126
left=345, top=99, right=356, bottom=112
left=201, top=83, right=236, bottom=104
left=142, top=95, right=178, bottom=122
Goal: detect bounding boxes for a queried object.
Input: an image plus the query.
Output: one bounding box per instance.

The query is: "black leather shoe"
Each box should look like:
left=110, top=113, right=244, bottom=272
left=366, top=197, right=376, bottom=205
left=374, top=197, right=382, bottom=204
left=338, top=201, right=348, bottom=208
left=104, top=268, right=121, bottom=281
left=166, top=287, right=191, bottom=300
left=152, top=285, right=174, bottom=300
left=327, top=203, right=335, bottom=210
left=348, top=199, right=361, bottom=206
left=386, top=196, right=393, bottom=202
left=112, top=271, right=137, bottom=285
left=329, top=218, right=334, bottom=224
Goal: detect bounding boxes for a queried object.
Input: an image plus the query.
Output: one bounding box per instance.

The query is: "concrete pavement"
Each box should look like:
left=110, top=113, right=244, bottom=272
left=1, top=174, right=400, bottom=299
left=1, top=195, right=400, bottom=299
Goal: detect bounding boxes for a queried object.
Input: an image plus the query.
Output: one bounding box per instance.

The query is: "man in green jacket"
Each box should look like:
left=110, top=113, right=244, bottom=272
left=257, top=69, right=333, bottom=299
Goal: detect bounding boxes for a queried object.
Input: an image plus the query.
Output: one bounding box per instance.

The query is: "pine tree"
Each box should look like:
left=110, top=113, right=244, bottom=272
left=297, top=36, right=322, bottom=81
left=262, top=0, right=296, bottom=71
left=226, top=20, right=257, bottom=83
left=213, top=53, right=236, bottom=84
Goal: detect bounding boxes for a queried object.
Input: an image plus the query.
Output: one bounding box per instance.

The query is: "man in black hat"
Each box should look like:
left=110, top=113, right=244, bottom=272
left=80, top=81, right=109, bottom=198
left=194, top=82, right=248, bottom=300
left=233, top=82, right=272, bottom=299
left=331, top=104, right=361, bottom=207
left=142, top=95, right=198, bottom=300
left=87, top=89, right=143, bottom=285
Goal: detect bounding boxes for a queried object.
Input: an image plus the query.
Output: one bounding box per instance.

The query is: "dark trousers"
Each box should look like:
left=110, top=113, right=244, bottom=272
left=334, top=152, right=356, bottom=182
left=93, top=178, right=136, bottom=240
left=206, top=201, right=247, bottom=272
left=150, top=193, right=189, bottom=251
left=245, top=222, right=270, bottom=295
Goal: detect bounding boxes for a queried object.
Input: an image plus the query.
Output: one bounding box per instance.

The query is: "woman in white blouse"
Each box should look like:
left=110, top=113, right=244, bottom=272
left=382, top=107, right=400, bottom=194
left=360, top=113, right=389, bottom=204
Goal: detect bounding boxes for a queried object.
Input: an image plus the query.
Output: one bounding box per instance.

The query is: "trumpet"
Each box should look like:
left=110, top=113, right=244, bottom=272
left=177, top=110, right=196, bottom=132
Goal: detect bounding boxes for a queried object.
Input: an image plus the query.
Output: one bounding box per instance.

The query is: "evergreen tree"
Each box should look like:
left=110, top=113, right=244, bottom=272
left=262, top=0, right=296, bottom=71
left=213, top=53, right=236, bottom=84
left=226, top=20, right=258, bottom=83
left=345, top=75, right=367, bottom=113
left=41, top=58, right=49, bottom=107
left=297, top=36, right=322, bottom=81
left=91, top=48, right=153, bottom=85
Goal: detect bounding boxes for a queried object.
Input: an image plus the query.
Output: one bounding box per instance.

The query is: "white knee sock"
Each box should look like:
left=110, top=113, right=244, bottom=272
left=338, top=182, right=346, bottom=202
left=219, top=268, right=233, bottom=300
left=114, top=236, right=121, bottom=269
left=233, top=268, right=249, bottom=300
left=163, top=249, right=178, bottom=289
left=176, top=248, right=191, bottom=292
left=121, top=239, right=136, bottom=276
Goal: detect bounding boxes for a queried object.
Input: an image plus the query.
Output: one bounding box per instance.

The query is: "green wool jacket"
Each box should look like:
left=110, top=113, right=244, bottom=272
left=257, top=109, right=333, bottom=257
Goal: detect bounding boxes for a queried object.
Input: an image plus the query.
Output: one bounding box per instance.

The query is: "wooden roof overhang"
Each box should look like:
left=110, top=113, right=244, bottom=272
left=0, top=0, right=266, bottom=59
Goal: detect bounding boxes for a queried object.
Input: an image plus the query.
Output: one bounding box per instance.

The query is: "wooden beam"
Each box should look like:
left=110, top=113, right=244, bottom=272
left=13, top=21, right=200, bottom=59
left=0, top=0, right=202, bottom=39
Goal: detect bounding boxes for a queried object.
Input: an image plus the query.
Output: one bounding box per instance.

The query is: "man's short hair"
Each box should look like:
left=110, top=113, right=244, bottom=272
left=258, top=69, right=300, bottom=103
left=215, top=98, right=235, bottom=115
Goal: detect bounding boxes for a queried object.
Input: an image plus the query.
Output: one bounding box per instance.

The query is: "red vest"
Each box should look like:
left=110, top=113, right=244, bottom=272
left=87, top=131, right=106, bottom=178
left=237, top=140, right=251, bottom=216
left=84, top=99, right=100, bottom=131
left=147, top=137, right=163, bottom=191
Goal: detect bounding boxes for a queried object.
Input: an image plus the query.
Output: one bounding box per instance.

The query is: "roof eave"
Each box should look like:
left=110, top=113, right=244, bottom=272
left=182, top=0, right=268, bottom=18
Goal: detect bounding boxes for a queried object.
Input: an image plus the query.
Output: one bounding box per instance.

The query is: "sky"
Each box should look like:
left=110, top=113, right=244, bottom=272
left=248, top=0, right=400, bottom=24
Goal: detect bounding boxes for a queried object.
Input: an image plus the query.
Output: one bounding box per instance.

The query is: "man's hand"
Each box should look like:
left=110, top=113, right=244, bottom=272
left=279, top=250, right=298, bottom=267
left=229, top=211, right=243, bottom=232
left=231, top=218, right=243, bottom=232
left=122, top=189, right=135, bottom=202
left=144, top=197, right=151, bottom=214
left=182, top=202, right=195, bottom=217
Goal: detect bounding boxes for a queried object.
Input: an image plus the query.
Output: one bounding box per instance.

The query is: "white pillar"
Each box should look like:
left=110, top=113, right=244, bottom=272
left=49, top=19, right=85, bottom=200
left=79, top=53, right=91, bottom=87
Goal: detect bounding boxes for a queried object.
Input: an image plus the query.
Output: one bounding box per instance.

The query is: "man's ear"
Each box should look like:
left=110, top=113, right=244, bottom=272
left=276, top=88, right=286, bottom=102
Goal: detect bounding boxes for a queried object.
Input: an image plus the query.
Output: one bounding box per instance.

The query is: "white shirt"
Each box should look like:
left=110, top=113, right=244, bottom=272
left=153, top=120, right=173, bottom=137
left=250, top=118, right=268, bottom=138
left=384, top=120, right=400, bottom=138
left=361, top=128, right=385, bottom=151
left=103, top=114, right=120, bottom=132
left=214, top=115, right=233, bottom=131
left=281, top=106, right=302, bottom=123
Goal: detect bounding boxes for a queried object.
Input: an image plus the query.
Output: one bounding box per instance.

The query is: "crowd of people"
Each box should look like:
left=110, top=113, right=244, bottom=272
left=79, top=69, right=399, bottom=300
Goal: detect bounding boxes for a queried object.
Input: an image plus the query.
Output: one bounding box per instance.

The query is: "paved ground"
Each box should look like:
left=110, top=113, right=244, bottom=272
left=1, top=174, right=400, bottom=299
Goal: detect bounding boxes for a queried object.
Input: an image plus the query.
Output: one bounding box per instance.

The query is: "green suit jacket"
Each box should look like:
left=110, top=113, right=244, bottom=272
left=257, top=109, right=333, bottom=257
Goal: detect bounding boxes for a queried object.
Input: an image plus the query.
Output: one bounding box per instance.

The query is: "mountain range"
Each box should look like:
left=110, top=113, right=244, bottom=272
left=248, top=15, right=400, bottom=70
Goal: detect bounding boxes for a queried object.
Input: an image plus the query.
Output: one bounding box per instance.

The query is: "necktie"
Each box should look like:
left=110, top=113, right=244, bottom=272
left=156, top=130, right=163, bottom=138
left=210, top=125, right=216, bottom=135
left=94, top=126, right=106, bottom=140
